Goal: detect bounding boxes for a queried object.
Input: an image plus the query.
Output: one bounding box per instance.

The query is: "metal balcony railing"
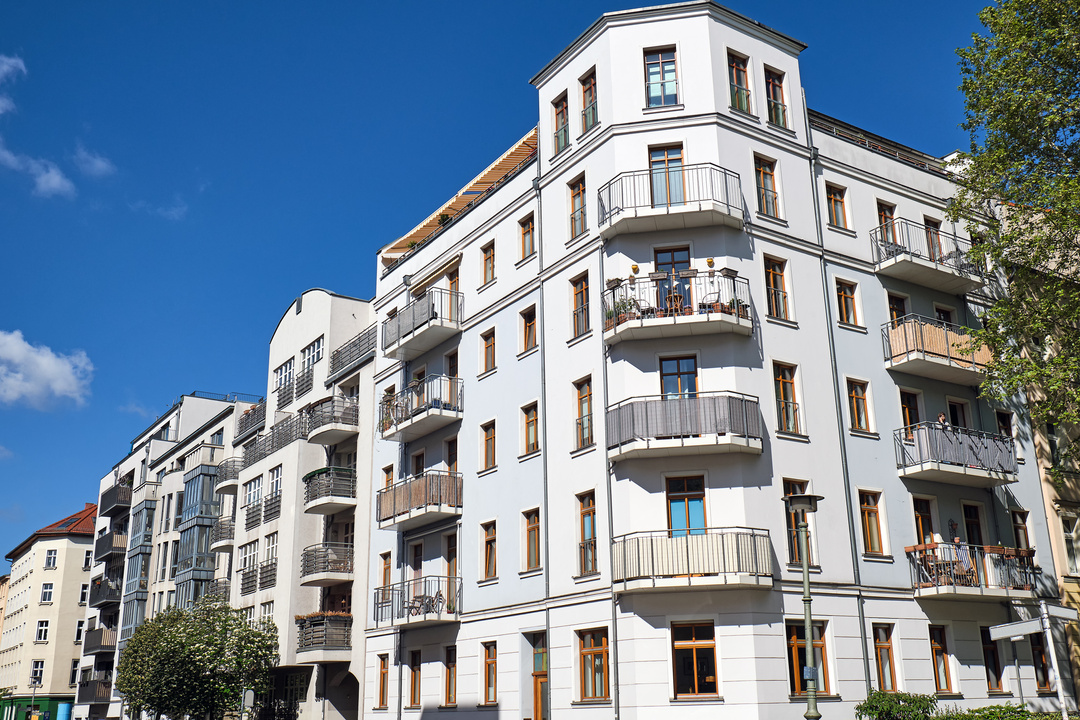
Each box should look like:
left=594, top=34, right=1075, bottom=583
left=296, top=614, right=352, bottom=651
left=245, top=501, right=262, bottom=531
left=606, top=392, right=761, bottom=450
left=382, top=288, right=464, bottom=351
left=99, top=484, right=132, bottom=516
left=870, top=218, right=984, bottom=278
left=612, top=527, right=773, bottom=582
left=895, top=422, right=1017, bottom=475
left=277, top=380, right=294, bottom=408
left=598, top=162, right=741, bottom=226
left=767, top=98, right=788, bottom=128
left=84, top=626, right=117, bottom=655
left=89, top=576, right=121, bottom=607
left=260, top=559, right=277, bottom=590
left=239, top=567, right=258, bottom=596
left=579, top=538, right=599, bottom=577
left=553, top=124, right=569, bottom=154
left=242, top=413, right=307, bottom=469
left=217, top=458, right=243, bottom=488
left=300, top=543, right=354, bottom=577
left=329, top=324, right=377, bottom=377
left=307, top=396, right=359, bottom=433
left=206, top=578, right=231, bottom=600
left=379, top=376, right=463, bottom=434
left=94, top=532, right=127, bottom=561
left=730, top=84, right=751, bottom=113
left=124, top=573, right=149, bottom=596
left=303, top=467, right=357, bottom=505
left=776, top=400, right=800, bottom=434
left=236, top=402, right=266, bottom=439
left=882, top=314, right=990, bottom=369
left=582, top=102, right=598, bottom=132
left=295, top=366, right=314, bottom=398
left=575, top=415, right=594, bottom=450
left=906, top=542, right=1035, bottom=592
left=602, top=271, right=751, bottom=331
left=376, top=471, right=463, bottom=522
left=77, top=679, right=113, bottom=704
left=572, top=302, right=590, bottom=338
left=373, top=576, right=462, bottom=627
left=211, top=517, right=234, bottom=544
left=263, top=490, right=282, bottom=522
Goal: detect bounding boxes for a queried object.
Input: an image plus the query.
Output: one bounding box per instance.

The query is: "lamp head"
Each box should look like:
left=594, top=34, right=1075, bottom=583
left=785, top=493, right=824, bottom=514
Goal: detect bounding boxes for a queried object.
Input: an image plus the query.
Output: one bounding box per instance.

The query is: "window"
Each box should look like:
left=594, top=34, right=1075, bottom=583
left=848, top=380, right=869, bottom=431
left=243, top=476, right=262, bottom=507
left=70, top=659, right=79, bottom=686
left=888, top=294, right=907, bottom=321
left=408, top=650, right=422, bottom=707
left=580, top=629, right=610, bottom=700
left=522, top=307, right=537, bottom=351
left=784, top=480, right=811, bottom=564
left=672, top=624, right=717, bottom=697
left=765, top=257, right=788, bottom=319
left=482, top=242, right=495, bottom=284
left=900, top=391, right=920, bottom=438
left=211, top=428, right=224, bottom=445
left=45, top=549, right=57, bottom=568
left=826, top=185, right=847, bottom=228
left=774, top=362, right=799, bottom=433
left=40, top=583, right=53, bottom=603
left=981, top=627, right=1003, bottom=692
left=79, top=583, right=89, bottom=604
left=925, top=218, right=943, bottom=260
left=582, top=71, right=598, bottom=132
left=667, top=477, right=705, bottom=536
left=755, top=156, right=778, bottom=217
left=269, top=464, right=282, bottom=495
left=482, top=422, right=496, bottom=470
left=996, top=411, right=1014, bottom=439
left=446, top=438, right=458, bottom=473
left=728, top=53, right=750, bottom=112
left=445, top=646, right=457, bottom=706
left=873, top=624, right=896, bottom=692
left=936, top=305, right=955, bottom=325
left=524, top=404, right=539, bottom=454
left=913, top=498, right=935, bottom=544
left=576, top=377, right=594, bottom=449
left=75, top=620, right=84, bottom=643
left=377, top=654, right=389, bottom=708
left=786, top=621, right=829, bottom=695
left=878, top=202, right=897, bottom=244
left=483, top=522, right=497, bottom=579
left=836, top=281, right=858, bottom=325
left=570, top=177, right=587, bottom=238
left=83, top=549, right=93, bottom=569
left=274, top=358, right=294, bottom=390
left=860, top=492, right=883, bottom=555
left=380, top=552, right=391, bottom=587
left=579, top=492, right=597, bottom=576
left=650, top=146, right=685, bottom=208
left=645, top=49, right=678, bottom=107
left=30, top=660, right=43, bottom=686
left=525, top=510, right=541, bottom=570
left=963, top=504, right=984, bottom=545
left=929, top=626, right=952, bottom=692
left=1031, top=633, right=1051, bottom=691
left=765, top=68, right=787, bottom=127
left=36, top=620, right=49, bottom=642
left=382, top=465, right=393, bottom=489
left=481, top=330, right=495, bottom=373
left=261, top=602, right=274, bottom=622
left=482, top=642, right=498, bottom=705
left=1064, top=516, right=1079, bottom=575
left=301, top=336, right=323, bottom=369
left=553, top=94, right=569, bottom=154
left=1012, top=510, right=1030, bottom=549
left=572, top=274, right=590, bottom=337
left=520, top=216, right=535, bottom=259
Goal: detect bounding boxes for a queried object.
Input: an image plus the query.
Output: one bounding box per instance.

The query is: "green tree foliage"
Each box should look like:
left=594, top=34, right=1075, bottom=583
left=949, top=0, right=1080, bottom=464
left=116, top=596, right=278, bottom=720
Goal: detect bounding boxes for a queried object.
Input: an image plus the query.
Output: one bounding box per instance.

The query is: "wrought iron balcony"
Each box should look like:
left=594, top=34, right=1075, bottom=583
left=597, top=162, right=743, bottom=239
left=377, top=470, right=463, bottom=531
left=373, top=576, right=462, bottom=628
left=210, top=517, right=235, bottom=551
left=382, top=288, right=464, bottom=361
left=299, top=543, right=354, bottom=587
left=303, top=467, right=357, bottom=515
left=89, top=576, right=121, bottom=607
left=379, top=375, right=463, bottom=442
left=906, top=542, right=1036, bottom=601
left=612, top=527, right=773, bottom=592
left=84, top=626, right=117, bottom=656
left=602, top=270, right=752, bottom=344
left=296, top=614, right=352, bottom=663
left=94, top=531, right=127, bottom=562
left=870, top=218, right=984, bottom=294
left=328, top=323, right=377, bottom=381
left=306, top=396, right=360, bottom=445
left=894, top=422, right=1017, bottom=487
left=606, top=391, right=762, bottom=460
left=99, top=484, right=132, bottom=517
left=883, top=314, right=989, bottom=384
left=235, top=401, right=266, bottom=442
left=215, top=457, right=243, bottom=494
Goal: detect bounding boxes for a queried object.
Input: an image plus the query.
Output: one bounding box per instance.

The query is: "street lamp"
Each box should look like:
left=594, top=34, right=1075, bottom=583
left=785, top=493, right=824, bottom=720
left=27, top=675, right=41, bottom=720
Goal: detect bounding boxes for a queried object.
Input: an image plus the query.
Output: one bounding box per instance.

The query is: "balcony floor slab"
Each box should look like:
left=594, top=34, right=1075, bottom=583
left=616, top=573, right=773, bottom=593
left=899, top=461, right=1017, bottom=488
left=379, top=506, right=462, bottom=532
left=382, top=408, right=462, bottom=443
left=876, top=256, right=983, bottom=294
left=299, top=571, right=354, bottom=588
left=297, top=648, right=351, bottom=664
left=604, top=311, right=752, bottom=345
left=610, top=435, right=762, bottom=461
left=308, top=424, right=360, bottom=446
left=914, top=584, right=1036, bottom=602
left=600, top=202, right=742, bottom=241
left=304, top=496, right=358, bottom=516
left=886, top=355, right=985, bottom=384
left=385, top=323, right=462, bottom=362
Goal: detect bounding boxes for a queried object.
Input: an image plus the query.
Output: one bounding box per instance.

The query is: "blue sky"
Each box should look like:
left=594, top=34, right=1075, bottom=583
left=0, top=0, right=988, bottom=562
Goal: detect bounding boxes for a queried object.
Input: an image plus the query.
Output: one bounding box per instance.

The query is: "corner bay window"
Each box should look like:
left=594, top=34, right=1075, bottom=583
left=672, top=623, right=718, bottom=697
left=787, top=621, right=829, bottom=695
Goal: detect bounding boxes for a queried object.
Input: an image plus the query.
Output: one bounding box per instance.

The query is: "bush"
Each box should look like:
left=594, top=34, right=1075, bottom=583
left=856, top=690, right=938, bottom=720
left=940, top=704, right=1030, bottom=720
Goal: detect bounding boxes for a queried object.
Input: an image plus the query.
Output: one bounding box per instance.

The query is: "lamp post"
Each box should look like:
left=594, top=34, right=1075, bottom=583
left=27, top=676, right=41, bottom=720
left=786, top=493, right=824, bottom=720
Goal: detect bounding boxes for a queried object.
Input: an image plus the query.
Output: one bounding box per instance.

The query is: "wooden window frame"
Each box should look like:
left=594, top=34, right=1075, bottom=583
left=570, top=177, right=587, bottom=238
left=482, top=242, right=495, bottom=285
left=873, top=624, right=896, bottom=692
left=837, top=280, right=858, bottom=325
left=783, top=479, right=811, bottom=564
left=1012, top=510, right=1031, bottom=550
left=660, top=356, right=697, bottom=396
left=981, top=627, right=1003, bottom=692
left=580, top=629, right=610, bottom=700
left=765, top=257, right=788, bottom=319
left=408, top=650, right=422, bottom=707
left=860, top=491, right=884, bottom=555
left=581, top=72, right=598, bottom=133
left=444, top=646, right=457, bottom=706
left=522, top=307, right=537, bottom=352
left=644, top=49, right=678, bottom=108
left=1031, top=632, right=1051, bottom=691
left=520, top=216, right=535, bottom=259
left=774, top=362, right=799, bottom=434
left=482, top=642, right=498, bottom=705
left=576, top=377, right=594, bottom=449
left=877, top=201, right=897, bottom=244
left=572, top=274, right=590, bottom=338
left=765, top=68, right=787, bottom=127
left=826, top=185, right=847, bottom=229
left=579, top=492, right=597, bottom=575
left=377, top=654, right=389, bottom=708
left=482, top=422, right=496, bottom=470
left=525, top=509, right=541, bottom=571
left=666, top=476, right=706, bottom=532
left=524, top=404, right=539, bottom=455
left=755, top=156, right=779, bottom=218
left=553, top=94, right=569, bottom=155
left=848, top=379, right=869, bottom=431
left=728, top=52, right=751, bottom=113
left=482, top=522, right=497, bottom=580
left=482, top=330, right=496, bottom=373
left=786, top=620, right=830, bottom=695
left=929, top=625, right=952, bottom=693
left=380, top=552, right=391, bottom=588
left=900, top=390, right=920, bottom=439
left=913, top=497, right=935, bottom=545
left=671, top=623, right=718, bottom=698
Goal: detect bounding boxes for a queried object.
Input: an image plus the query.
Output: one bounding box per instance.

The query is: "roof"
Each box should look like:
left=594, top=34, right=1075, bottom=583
left=6, top=503, right=97, bottom=561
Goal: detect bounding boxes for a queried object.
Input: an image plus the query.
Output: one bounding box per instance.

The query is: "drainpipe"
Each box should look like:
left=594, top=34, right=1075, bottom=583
left=803, top=89, right=873, bottom=694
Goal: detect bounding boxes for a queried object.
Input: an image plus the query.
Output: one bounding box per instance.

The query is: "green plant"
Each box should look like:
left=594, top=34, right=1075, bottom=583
left=855, top=690, right=938, bottom=720
left=937, top=705, right=1032, bottom=720
left=438, top=213, right=451, bottom=226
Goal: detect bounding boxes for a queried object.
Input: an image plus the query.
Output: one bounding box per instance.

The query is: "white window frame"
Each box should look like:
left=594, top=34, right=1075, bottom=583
left=40, top=583, right=53, bottom=603
left=301, top=336, right=324, bottom=370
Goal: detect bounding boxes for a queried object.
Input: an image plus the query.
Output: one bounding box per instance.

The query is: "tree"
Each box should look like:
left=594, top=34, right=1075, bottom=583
left=117, top=596, right=278, bottom=720
left=949, top=0, right=1080, bottom=468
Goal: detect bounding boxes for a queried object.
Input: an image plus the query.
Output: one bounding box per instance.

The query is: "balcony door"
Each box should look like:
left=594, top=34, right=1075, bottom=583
left=532, top=632, right=549, bottom=720
left=655, top=246, right=691, bottom=313
left=667, top=477, right=706, bottom=537
left=660, top=356, right=698, bottom=438
left=650, top=146, right=685, bottom=208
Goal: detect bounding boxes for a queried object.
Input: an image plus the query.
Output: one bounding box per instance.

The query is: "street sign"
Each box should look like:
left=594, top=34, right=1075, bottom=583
left=1046, top=604, right=1080, bottom=622
left=989, top=618, right=1042, bottom=641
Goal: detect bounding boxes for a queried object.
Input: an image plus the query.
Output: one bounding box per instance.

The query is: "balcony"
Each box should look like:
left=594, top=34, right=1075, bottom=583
left=206, top=578, right=231, bottom=600
left=373, top=576, right=462, bottom=628
left=94, top=531, right=127, bottom=562
left=597, top=162, right=743, bottom=240
left=209, top=517, right=235, bottom=552
left=612, top=527, right=773, bottom=593
left=84, top=626, right=117, bottom=656
left=260, top=559, right=277, bottom=590
left=295, top=366, right=314, bottom=399
left=870, top=218, right=984, bottom=294
left=77, top=678, right=113, bottom=705
left=215, top=458, right=243, bottom=494
left=894, top=422, right=1017, bottom=487
left=302, top=467, right=357, bottom=515
left=99, top=484, right=132, bottom=518
left=382, top=288, right=464, bottom=361
left=906, top=542, right=1037, bottom=601
left=606, top=392, right=762, bottom=461
left=306, top=397, right=360, bottom=445
left=235, top=401, right=266, bottom=443
left=296, top=614, right=352, bottom=664
left=328, top=324, right=377, bottom=383
left=602, top=270, right=753, bottom=345
left=299, top=543, right=354, bottom=587
left=239, top=567, right=258, bottom=596
left=377, top=471, right=463, bottom=531
left=883, top=314, right=989, bottom=384
left=380, top=376, right=463, bottom=442
left=89, top=576, right=121, bottom=607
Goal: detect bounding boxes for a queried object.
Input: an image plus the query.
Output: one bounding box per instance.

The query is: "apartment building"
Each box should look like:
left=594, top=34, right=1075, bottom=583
left=363, top=2, right=1072, bottom=718
left=1, top=504, right=96, bottom=720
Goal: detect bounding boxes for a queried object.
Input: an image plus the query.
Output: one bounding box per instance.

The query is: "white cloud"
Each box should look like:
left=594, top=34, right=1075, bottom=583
left=0, top=55, right=26, bottom=85
left=0, top=445, right=12, bottom=460
left=130, top=195, right=188, bottom=221
left=118, top=401, right=153, bottom=418
left=0, top=96, right=14, bottom=116
left=0, top=135, right=77, bottom=198
left=73, top=144, right=116, bottom=178
left=0, top=330, right=93, bottom=408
